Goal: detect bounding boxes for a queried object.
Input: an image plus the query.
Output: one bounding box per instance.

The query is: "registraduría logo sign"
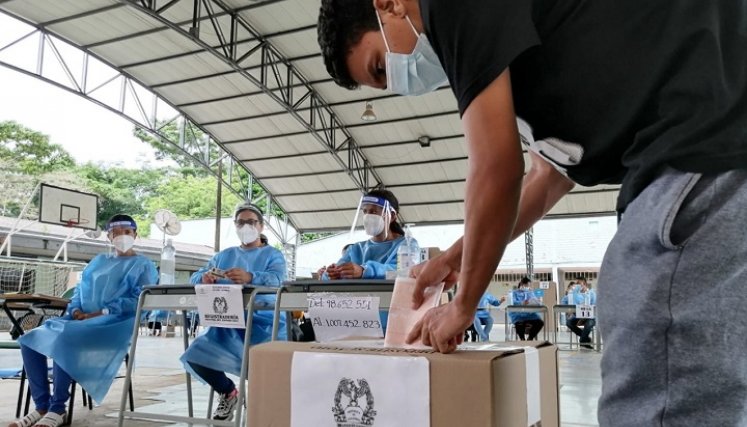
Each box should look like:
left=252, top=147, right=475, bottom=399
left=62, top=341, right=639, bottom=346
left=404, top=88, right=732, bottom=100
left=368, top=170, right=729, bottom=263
left=332, top=378, right=376, bottom=426
left=212, top=296, right=228, bottom=314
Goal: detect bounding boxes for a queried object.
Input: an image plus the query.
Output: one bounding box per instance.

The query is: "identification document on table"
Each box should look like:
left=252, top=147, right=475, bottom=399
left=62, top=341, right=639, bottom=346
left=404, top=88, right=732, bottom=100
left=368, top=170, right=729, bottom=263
left=195, top=284, right=245, bottom=328
left=291, top=352, right=430, bottom=427
left=307, top=294, right=384, bottom=342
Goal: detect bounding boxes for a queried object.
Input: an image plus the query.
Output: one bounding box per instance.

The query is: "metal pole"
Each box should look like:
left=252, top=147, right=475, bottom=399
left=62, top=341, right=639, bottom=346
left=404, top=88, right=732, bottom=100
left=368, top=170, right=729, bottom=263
left=524, top=227, right=534, bottom=280
left=214, top=160, right=223, bottom=253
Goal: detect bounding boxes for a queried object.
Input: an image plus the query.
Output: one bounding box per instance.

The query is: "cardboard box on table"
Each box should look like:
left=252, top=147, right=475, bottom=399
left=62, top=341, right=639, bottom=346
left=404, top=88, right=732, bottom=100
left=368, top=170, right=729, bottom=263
left=247, top=340, right=559, bottom=427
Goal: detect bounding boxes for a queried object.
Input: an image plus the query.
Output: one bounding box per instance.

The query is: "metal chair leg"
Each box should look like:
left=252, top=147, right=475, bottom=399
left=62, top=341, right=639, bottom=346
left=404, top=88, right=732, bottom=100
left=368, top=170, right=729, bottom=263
left=16, top=368, right=26, bottom=418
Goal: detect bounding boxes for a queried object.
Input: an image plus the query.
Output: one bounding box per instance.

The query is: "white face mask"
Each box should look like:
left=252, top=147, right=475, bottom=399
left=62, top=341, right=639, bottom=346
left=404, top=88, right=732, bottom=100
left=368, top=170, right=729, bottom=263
left=363, top=214, right=386, bottom=236
left=376, top=14, right=448, bottom=96
left=112, top=235, right=134, bottom=253
left=236, top=224, right=259, bottom=245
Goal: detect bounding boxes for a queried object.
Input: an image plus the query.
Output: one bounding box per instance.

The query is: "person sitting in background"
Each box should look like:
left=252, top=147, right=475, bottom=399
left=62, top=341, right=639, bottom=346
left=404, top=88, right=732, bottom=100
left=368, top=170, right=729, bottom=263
left=181, top=203, right=286, bottom=422
left=9, top=215, right=157, bottom=427
left=474, top=292, right=503, bottom=341
left=561, top=277, right=597, bottom=349
left=509, top=277, right=545, bottom=341
left=323, top=189, right=409, bottom=280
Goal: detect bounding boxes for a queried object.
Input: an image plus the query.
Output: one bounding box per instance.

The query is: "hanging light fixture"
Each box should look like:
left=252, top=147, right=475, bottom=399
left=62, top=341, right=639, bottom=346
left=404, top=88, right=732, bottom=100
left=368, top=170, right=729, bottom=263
left=360, top=101, right=377, bottom=121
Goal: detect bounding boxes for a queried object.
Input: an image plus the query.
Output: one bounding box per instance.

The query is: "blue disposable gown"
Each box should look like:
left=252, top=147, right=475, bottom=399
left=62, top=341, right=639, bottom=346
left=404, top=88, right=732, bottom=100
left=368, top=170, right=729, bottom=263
left=476, top=293, right=501, bottom=319
left=332, top=237, right=408, bottom=279
left=561, top=289, right=597, bottom=320
left=19, top=253, right=157, bottom=403
left=509, top=289, right=543, bottom=323
left=180, top=245, right=286, bottom=380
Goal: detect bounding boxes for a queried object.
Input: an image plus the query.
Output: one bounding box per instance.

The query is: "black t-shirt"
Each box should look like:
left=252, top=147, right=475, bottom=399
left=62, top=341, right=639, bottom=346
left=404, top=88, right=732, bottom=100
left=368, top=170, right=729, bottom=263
left=421, top=0, right=747, bottom=210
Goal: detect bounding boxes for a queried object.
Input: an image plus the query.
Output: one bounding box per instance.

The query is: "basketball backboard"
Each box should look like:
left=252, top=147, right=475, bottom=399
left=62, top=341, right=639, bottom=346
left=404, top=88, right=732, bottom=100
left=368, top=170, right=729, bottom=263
left=39, top=183, right=98, bottom=231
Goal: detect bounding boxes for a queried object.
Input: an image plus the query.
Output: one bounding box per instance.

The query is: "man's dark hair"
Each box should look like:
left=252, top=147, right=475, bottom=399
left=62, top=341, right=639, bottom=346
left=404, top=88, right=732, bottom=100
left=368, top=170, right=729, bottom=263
left=365, top=188, right=405, bottom=235
left=318, top=0, right=379, bottom=89
left=520, top=277, right=531, bottom=285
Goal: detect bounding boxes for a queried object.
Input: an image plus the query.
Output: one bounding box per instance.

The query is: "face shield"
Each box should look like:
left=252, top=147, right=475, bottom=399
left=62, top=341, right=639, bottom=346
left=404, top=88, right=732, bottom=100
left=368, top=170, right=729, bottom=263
left=350, top=195, right=394, bottom=239
left=107, top=219, right=137, bottom=256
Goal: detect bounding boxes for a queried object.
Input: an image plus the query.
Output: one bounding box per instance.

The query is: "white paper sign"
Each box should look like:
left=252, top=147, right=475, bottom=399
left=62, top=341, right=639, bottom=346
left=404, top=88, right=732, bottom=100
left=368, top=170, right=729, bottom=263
left=291, top=352, right=430, bottom=427
left=576, top=304, right=596, bottom=319
left=307, top=294, right=383, bottom=342
left=539, top=281, right=550, bottom=289
left=194, top=285, right=245, bottom=328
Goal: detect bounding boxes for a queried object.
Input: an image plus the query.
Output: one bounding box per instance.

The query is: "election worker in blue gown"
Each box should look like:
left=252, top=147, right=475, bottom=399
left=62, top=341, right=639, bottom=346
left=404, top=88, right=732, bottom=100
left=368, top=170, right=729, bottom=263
left=323, top=189, right=413, bottom=331
left=10, top=215, right=157, bottom=427
left=181, top=202, right=286, bottom=422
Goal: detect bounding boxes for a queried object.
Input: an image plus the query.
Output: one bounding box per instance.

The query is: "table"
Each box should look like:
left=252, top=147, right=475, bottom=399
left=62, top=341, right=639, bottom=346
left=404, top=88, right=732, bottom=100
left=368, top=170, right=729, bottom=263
left=270, top=279, right=395, bottom=340
left=117, top=284, right=276, bottom=427
left=0, top=293, right=70, bottom=417
left=504, top=305, right=549, bottom=342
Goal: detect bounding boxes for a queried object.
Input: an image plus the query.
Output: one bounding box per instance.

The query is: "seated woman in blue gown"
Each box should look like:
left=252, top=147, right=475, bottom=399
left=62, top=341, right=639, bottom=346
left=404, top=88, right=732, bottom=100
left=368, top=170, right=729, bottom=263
left=9, top=215, right=158, bottom=427
left=322, top=190, right=414, bottom=331
left=323, top=189, right=409, bottom=281
left=180, top=203, right=286, bottom=422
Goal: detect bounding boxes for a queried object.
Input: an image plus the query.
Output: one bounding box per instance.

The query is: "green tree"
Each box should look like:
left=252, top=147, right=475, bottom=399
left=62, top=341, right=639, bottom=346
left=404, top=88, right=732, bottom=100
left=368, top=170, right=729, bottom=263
left=0, top=120, right=75, bottom=175
left=147, top=174, right=242, bottom=220
left=76, top=163, right=166, bottom=231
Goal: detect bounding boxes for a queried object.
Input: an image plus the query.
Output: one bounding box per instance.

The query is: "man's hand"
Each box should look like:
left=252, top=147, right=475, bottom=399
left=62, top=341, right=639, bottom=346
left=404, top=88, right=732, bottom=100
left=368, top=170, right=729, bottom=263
left=336, top=262, right=364, bottom=279
left=72, top=310, right=86, bottom=321
left=316, top=266, right=327, bottom=277
left=225, top=268, right=252, bottom=284
left=405, top=301, right=474, bottom=353
left=201, top=272, right=217, bottom=284
left=410, top=254, right=459, bottom=309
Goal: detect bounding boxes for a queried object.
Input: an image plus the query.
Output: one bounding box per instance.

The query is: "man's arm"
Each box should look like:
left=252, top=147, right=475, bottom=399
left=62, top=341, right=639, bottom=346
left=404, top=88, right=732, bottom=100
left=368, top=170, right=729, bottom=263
left=408, top=70, right=522, bottom=352
left=411, top=121, right=574, bottom=307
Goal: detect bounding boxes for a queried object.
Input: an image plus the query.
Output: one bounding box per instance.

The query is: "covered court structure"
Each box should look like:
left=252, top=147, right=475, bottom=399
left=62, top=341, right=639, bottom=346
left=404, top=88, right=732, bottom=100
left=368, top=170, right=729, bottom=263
left=0, top=0, right=619, bottom=277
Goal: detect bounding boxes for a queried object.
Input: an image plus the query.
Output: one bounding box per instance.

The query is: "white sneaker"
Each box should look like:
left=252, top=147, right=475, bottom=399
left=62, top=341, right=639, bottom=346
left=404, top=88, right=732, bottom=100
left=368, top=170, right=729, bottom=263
left=213, top=389, right=238, bottom=421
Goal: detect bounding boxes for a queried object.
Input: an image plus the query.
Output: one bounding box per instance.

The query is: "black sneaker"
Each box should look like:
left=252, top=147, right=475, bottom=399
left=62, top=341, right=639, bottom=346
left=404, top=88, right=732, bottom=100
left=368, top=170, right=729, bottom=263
left=213, top=388, right=238, bottom=421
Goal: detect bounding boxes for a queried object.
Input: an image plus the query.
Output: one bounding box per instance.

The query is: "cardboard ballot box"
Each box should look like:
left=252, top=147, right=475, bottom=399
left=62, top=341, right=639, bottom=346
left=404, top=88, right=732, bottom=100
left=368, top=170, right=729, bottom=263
left=247, top=341, right=558, bottom=427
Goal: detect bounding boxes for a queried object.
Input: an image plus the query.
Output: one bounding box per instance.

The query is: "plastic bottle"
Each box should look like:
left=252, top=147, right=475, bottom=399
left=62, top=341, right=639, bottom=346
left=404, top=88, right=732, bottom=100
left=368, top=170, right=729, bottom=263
left=160, top=238, right=176, bottom=285
left=396, top=224, right=420, bottom=277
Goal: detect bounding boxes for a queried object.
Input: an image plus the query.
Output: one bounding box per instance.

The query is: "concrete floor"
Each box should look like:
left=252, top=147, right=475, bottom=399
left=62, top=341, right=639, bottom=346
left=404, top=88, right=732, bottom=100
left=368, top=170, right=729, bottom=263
left=0, top=328, right=601, bottom=426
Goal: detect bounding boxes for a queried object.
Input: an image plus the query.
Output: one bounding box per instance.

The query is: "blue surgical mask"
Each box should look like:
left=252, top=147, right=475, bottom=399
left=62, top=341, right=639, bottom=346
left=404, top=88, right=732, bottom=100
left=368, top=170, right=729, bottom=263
left=376, top=13, right=448, bottom=96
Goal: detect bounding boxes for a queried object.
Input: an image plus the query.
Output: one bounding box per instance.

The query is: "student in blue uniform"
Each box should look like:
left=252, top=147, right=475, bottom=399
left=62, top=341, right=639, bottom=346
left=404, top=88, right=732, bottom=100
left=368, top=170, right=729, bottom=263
left=10, top=215, right=157, bottom=427
left=181, top=203, right=286, bottom=422
left=318, top=1, right=747, bottom=424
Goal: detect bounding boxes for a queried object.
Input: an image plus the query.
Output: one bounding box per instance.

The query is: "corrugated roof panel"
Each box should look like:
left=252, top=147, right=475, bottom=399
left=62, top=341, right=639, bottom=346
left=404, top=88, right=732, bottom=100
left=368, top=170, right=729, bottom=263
left=401, top=204, right=466, bottom=224
left=261, top=171, right=354, bottom=194
left=155, top=72, right=261, bottom=105
left=182, top=97, right=284, bottom=124
left=125, top=51, right=233, bottom=86
left=293, top=210, right=356, bottom=231
left=378, top=159, right=468, bottom=186
left=2, top=0, right=110, bottom=25
left=248, top=152, right=341, bottom=177
left=227, top=133, right=321, bottom=159
left=204, top=116, right=306, bottom=142
left=313, top=81, right=390, bottom=104
left=391, top=183, right=465, bottom=205
left=349, top=115, right=463, bottom=145
left=277, top=190, right=360, bottom=213
left=94, top=31, right=198, bottom=67
left=269, top=28, right=320, bottom=58
left=48, top=7, right=160, bottom=47
left=242, top=0, right=319, bottom=34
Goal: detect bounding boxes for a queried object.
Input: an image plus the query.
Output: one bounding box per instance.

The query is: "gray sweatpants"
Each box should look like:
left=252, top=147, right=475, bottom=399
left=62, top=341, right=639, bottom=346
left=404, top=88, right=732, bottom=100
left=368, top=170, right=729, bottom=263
left=597, top=167, right=747, bottom=426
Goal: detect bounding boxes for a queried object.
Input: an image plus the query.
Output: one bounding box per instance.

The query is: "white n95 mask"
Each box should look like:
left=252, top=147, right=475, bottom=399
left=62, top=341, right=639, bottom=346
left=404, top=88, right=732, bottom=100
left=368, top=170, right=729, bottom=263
left=363, top=214, right=386, bottom=236
left=376, top=13, right=448, bottom=96
left=237, top=225, right=259, bottom=245
left=112, top=235, right=134, bottom=253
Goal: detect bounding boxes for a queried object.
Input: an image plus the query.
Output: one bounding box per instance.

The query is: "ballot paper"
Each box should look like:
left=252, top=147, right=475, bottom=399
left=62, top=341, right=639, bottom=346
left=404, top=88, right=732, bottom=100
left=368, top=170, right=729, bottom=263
left=384, top=277, right=444, bottom=348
